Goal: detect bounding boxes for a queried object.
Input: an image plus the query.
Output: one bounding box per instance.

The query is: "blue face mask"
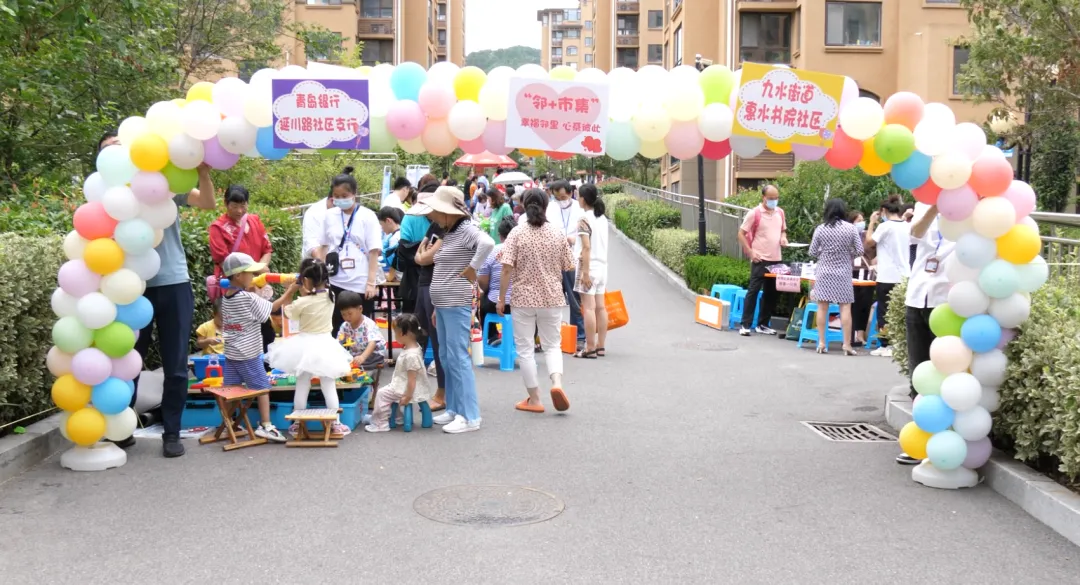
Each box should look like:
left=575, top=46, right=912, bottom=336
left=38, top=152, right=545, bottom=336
left=855, top=221, right=866, bottom=230
left=765, top=199, right=778, bottom=210
left=334, top=197, right=355, bottom=210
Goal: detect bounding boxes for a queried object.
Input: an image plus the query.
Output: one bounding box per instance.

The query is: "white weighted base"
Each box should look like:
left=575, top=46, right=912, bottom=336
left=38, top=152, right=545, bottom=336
left=912, top=460, right=979, bottom=489
left=60, top=443, right=127, bottom=472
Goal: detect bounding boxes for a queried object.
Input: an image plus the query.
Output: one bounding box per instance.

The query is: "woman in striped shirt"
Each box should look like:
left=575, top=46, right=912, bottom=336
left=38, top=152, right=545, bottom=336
left=412, top=187, right=494, bottom=434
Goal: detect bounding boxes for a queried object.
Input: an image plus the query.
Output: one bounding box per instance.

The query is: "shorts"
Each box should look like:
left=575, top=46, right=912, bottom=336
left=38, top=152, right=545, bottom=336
left=574, top=266, right=607, bottom=295
left=223, top=356, right=270, bottom=390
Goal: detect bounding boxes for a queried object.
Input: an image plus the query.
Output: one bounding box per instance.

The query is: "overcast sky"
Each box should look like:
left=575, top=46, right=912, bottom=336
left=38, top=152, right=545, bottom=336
left=465, top=0, right=577, bottom=54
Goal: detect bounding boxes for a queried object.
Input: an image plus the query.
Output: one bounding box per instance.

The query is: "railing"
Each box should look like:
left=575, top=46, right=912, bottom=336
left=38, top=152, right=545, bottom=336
left=551, top=56, right=563, bottom=65
left=616, top=34, right=640, bottom=46
left=358, top=18, right=394, bottom=36
left=551, top=39, right=563, bottom=47
left=617, top=1, right=641, bottom=11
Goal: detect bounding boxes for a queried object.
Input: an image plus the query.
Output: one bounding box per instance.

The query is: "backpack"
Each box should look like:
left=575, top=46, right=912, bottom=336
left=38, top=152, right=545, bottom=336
left=747, top=206, right=786, bottom=247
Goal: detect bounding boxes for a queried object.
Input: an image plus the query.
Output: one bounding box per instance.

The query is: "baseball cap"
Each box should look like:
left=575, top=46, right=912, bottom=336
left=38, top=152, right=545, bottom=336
left=222, top=252, right=266, bottom=277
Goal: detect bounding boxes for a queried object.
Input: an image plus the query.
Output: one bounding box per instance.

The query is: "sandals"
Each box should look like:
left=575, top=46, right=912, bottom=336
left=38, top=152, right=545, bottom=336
left=573, top=349, right=597, bottom=359
left=550, top=387, right=570, bottom=412
left=595, top=347, right=606, bottom=357
left=816, top=345, right=828, bottom=354
left=515, top=399, right=545, bottom=413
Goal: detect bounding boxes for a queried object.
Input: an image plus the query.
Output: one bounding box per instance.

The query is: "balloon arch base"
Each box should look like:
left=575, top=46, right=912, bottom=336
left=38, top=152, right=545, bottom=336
left=912, top=461, right=980, bottom=490
left=60, top=443, right=127, bottom=472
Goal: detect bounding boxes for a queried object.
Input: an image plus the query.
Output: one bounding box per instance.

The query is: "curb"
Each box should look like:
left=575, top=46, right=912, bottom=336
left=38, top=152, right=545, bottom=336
left=610, top=226, right=696, bottom=304
left=0, top=413, right=64, bottom=484
left=884, top=387, right=1080, bottom=548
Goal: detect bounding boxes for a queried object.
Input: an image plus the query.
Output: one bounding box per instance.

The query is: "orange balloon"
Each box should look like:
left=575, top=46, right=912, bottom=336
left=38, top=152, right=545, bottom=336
left=969, top=152, right=1014, bottom=198
left=519, top=148, right=545, bottom=158
left=766, top=140, right=792, bottom=154
left=858, top=136, right=892, bottom=176
left=883, top=91, right=925, bottom=131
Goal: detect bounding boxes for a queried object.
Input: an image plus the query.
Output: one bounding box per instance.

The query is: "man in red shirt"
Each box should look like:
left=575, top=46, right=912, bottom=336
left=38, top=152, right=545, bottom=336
left=737, top=184, right=788, bottom=336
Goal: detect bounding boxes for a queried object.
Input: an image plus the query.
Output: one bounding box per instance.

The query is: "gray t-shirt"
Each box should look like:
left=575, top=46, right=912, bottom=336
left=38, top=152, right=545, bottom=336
left=147, top=194, right=190, bottom=288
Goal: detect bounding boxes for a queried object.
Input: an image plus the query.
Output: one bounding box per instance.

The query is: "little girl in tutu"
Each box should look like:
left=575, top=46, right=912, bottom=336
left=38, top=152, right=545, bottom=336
left=267, top=258, right=354, bottom=437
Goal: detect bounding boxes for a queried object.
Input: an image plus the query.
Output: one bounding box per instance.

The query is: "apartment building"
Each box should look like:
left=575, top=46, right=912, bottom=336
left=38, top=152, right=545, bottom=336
left=538, top=1, right=666, bottom=71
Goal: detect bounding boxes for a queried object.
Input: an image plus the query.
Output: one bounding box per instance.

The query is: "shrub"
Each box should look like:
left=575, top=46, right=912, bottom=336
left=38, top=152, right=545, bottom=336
left=598, top=180, right=625, bottom=194
left=0, top=234, right=64, bottom=429
left=650, top=229, right=721, bottom=276
left=604, top=193, right=635, bottom=218
left=212, top=155, right=382, bottom=210
left=613, top=209, right=630, bottom=233
left=620, top=199, right=680, bottom=250
left=684, top=255, right=751, bottom=294
left=884, top=279, right=910, bottom=375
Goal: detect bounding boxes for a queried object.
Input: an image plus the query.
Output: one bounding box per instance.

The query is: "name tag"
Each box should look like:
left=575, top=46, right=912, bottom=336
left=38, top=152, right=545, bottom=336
left=925, top=258, right=940, bottom=273
left=341, top=258, right=356, bottom=270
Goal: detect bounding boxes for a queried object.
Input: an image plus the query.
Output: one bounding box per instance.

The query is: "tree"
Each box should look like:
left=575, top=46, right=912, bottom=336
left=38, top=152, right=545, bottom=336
left=465, top=46, right=541, bottom=72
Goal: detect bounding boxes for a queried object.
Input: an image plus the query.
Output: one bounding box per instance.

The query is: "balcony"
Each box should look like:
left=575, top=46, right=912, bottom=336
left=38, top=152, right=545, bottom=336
left=437, top=19, right=446, bottom=28
left=437, top=46, right=446, bottom=57
left=735, top=151, right=795, bottom=174
left=739, top=47, right=792, bottom=66
left=358, top=18, right=394, bottom=37
left=551, top=56, right=563, bottom=65
left=617, top=1, right=640, bottom=12
left=616, top=60, right=639, bottom=70
left=551, top=38, right=563, bottom=48
left=616, top=34, right=639, bottom=47
left=737, top=0, right=798, bottom=9
left=553, top=19, right=582, bottom=29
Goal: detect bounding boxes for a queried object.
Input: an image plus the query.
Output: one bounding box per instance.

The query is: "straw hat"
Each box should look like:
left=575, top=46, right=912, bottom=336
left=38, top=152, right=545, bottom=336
left=408, top=186, right=468, bottom=217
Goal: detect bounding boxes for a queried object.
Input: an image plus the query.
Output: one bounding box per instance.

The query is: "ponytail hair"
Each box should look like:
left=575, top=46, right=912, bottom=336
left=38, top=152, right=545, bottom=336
left=522, top=188, right=548, bottom=227
left=880, top=193, right=904, bottom=215
left=579, top=184, right=604, bottom=217
left=299, top=258, right=334, bottom=302
left=331, top=166, right=357, bottom=195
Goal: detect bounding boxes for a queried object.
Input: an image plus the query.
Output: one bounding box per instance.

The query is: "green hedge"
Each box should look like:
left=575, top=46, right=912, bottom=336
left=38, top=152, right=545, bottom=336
left=685, top=255, right=751, bottom=294
left=650, top=228, right=721, bottom=276
left=213, top=154, right=382, bottom=209
left=884, top=280, right=910, bottom=376
left=604, top=193, right=635, bottom=217
left=618, top=199, right=680, bottom=251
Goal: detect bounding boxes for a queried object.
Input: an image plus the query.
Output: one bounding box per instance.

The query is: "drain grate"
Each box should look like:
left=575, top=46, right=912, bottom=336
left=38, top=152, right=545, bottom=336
left=801, top=421, right=897, bottom=442
left=413, top=485, right=564, bottom=527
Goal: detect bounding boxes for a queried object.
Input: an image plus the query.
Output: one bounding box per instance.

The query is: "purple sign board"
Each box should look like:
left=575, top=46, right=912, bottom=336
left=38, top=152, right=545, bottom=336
left=272, top=79, right=370, bottom=150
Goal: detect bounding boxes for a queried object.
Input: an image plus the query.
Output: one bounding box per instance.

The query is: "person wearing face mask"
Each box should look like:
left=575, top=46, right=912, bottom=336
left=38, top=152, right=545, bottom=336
left=737, top=184, right=788, bottom=337
left=314, top=167, right=383, bottom=337
left=863, top=194, right=911, bottom=358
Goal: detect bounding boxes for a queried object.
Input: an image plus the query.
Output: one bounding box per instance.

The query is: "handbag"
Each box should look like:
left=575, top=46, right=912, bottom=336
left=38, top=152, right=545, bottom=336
left=605, top=290, right=630, bottom=330
left=326, top=206, right=357, bottom=276
left=785, top=295, right=809, bottom=340
left=207, top=214, right=248, bottom=301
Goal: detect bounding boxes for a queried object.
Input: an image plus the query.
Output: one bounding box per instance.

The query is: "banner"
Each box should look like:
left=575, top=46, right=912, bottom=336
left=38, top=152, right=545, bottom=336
left=272, top=79, right=370, bottom=150
left=732, top=64, right=845, bottom=148
left=505, top=78, right=609, bottom=155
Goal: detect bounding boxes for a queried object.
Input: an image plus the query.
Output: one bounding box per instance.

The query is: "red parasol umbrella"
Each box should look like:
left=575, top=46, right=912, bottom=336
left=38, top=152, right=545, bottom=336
left=453, top=151, right=518, bottom=169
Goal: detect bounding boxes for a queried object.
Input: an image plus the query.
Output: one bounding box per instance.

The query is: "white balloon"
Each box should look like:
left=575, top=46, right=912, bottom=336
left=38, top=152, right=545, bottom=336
left=988, top=293, right=1031, bottom=329
left=168, top=134, right=205, bottom=170
left=447, top=101, right=486, bottom=141
left=217, top=117, right=258, bottom=155
left=63, top=231, right=89, bottom=261
left=487, top=66, right=517, bottom=86
left=51, top=288, right=78, bottom=318
left=243, top=94, right=273, bottom=128
left=979, top=386, right=1001, bottom=412
left=972, top=197, right=1017, bottom=239
left=118, top=116, right=149, bottom=144
left=104, top=408, right=139, bottom=442
left=575, top=67, right=608, bottom=84
left=698, top=103, right=735, bottom=142
left=929, top=152, right=973, bottom=190
left=938, top=215, right=973, bottom=242
left=277, top=65, right=308, bottom=79
left=730, top=136, right=766, bottom=158
left=947, top=122, right=988, bottom=161
left=141, top=200, right=179, bottom=230
left=838, top=97, right=884, bottom=141
left=940, top=372, right=983, bottom=411
left=369, top=86, right=396, bottom=119
left=152, top=229, right=165, bottom=247
left=96, top=145, right=138, bottom=187
left=212, top=77, right=249, bottom=118
left=608, top=67, right=641, bottom=123
left=970, top=349, right=1008, bottom=387
left=123, top=249, right=161, bottom=281
left=913, top=120, right=952, bottom=156
left=76, top=292, right=118, bottom=330
left=665, top=78, right=705, bottom=122
left=145, top=100, right=183, bottom=140
left=100, top=269, right=145, bottom=305
left=952, top=406, right=993, bottom=441
left=430, top=61, right=463, bottom=85
left=1020, top=216, right=1039, bottom=231
left=944, top=254, right=980, bottom=284
left=514, top=63, right=546, bottom=80
left=181, top=100, right=221, bottom=141
left=83, top=173, right=107, bottom=203
left=248, top=68, right=277, bottom=100
left=102, top=186, right=141, bottom=222
left=47, top=346, right=73, bottom=377
left=955, top=233, right=998, bottom=269
left=923, top=102, right=957, bottom=126
left=1015, top=255, right=1050, bottom=293
left=947, top=281, right=990, bottom=318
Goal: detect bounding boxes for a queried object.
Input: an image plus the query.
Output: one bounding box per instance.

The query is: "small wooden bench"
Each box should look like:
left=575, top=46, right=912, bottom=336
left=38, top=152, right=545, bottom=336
left=285, top=408, right=344, bottom=448
left=198, top=386, right=269, bottom=451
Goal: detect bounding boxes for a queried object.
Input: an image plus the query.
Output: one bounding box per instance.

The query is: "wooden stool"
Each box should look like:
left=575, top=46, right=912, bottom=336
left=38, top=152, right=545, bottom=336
left=285, top=408, right=344, bottom=448
left=198, top=386, right=269, bottom=451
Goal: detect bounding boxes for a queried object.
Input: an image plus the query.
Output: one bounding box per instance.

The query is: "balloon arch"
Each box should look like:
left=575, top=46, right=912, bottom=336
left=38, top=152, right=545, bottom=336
left=49, top=62, right=1048, bottom=483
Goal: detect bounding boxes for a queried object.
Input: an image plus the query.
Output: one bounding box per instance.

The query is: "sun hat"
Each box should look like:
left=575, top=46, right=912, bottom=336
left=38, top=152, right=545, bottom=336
left=222, top=252, right=267, bottom=277
left=409, top=186, right=468, bottom=217
left=406, top=182, right=442, bottom=216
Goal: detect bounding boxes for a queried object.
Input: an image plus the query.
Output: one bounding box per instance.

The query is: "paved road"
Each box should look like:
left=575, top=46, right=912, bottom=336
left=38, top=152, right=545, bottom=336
left=2, top=233, right=1078, bottom=584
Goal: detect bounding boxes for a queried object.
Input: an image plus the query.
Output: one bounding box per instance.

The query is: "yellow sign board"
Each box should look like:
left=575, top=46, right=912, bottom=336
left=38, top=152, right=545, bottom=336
left=731, top=63, right=846, bottom=148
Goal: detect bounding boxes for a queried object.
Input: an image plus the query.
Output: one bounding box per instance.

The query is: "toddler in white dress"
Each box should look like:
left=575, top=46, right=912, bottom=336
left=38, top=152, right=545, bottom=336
left=365, top=314, right=434, bottom=432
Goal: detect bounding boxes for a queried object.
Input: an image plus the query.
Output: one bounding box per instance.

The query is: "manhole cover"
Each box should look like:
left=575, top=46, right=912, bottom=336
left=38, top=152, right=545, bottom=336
left=413, top=485, right=564, bottom=527
left=672, top=341, right=738, bottom=351
left=801, top=421, right=897, bottom=442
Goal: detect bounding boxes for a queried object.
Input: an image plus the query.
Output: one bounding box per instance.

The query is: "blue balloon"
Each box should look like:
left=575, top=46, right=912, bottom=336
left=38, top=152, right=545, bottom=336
left=961, top=314, right=1002, bottom=353
left=926, top=430, right=968, bottom=470
left=115, top=296, right=153, bottom=331
left=256, top=126, right=289, bottom=160
left=890, top=151, right=932, bottom=190
left=913, top=395, right=955, bottom=434
left=979, top=259, right=1020, bottom=299
left=390, top=62, right=428, bottom=102
left=91, top=377, right=134, bottom=415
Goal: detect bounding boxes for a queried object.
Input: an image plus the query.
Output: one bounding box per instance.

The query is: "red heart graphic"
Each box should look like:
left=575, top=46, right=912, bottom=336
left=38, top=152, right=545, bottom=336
left=516, top=84, right=602, bottom=151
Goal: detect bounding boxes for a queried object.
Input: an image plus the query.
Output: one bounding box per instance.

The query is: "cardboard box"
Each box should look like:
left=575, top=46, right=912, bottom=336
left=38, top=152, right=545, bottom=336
left=695, top=295, right=730, bottom=331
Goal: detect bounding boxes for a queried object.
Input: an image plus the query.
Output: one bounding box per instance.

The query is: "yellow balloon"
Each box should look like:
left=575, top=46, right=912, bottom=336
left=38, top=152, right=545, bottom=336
left=67, top=407, right=107, bottom=446
left=172, top=98, right=188, bottom=109
left=52, top=374, right=91, bottom=412
left=518, top=148, right=545, bottom=158
left=187, top=81, right=214, bottom=103
left=129, top=133, right=170, bottom=171
left=639, top=139, right=668, bottom=159
left=997, top=224, right=1041, bottom=264
left=898, top=421, right=932, bottom=460
left=83, top=238, right=125, bottom=275
left=453, top=66, right=487, bottom=102
left=355, top=66, right=373, bottom=78
left=858, top=136, right=892, bottom=176
left=766, top=140, right=792, bottom=154
left=550, top=65, right=576, bottom=81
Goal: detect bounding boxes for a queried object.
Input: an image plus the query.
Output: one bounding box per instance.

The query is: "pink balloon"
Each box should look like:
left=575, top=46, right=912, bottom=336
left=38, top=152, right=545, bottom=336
left=950, top=123, right=988, bottom=161
left=459, top=136, right=486, bottom=155
left=422, top=119, right=458, bottom=156
left=937, top=185, right=979, bottom=221
left=130, top=171, right=172, bottom=205
left=996, top=327, right=1017, bottom=349
left=482, top=120, right=512, bottom=156
left=73, top=201, right=118, bottom=240
left=58, top=260, right=102, bottom=297
left=72, top=347, right=113, bottom=386
left=418, top=84, right=456, bottom=119
left=969, top=152, right=1014, bottom=198
left=665, top=121, right=705, bottom=161
left=110, top=349, right=144, bottom=380
left=792, top=143, right=828, bottom=161
left=963, top=436, right=993, bottom=469
left=202, top=137, right=239, bottom=170
left=839, top=77, right=859, bottom=112
left=385, top=100, right=426, bottom=141
left=1002, top=180, right=1036, bottom=219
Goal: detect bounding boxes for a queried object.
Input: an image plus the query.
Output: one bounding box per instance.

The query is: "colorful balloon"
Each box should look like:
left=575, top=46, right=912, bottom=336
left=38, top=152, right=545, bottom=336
left=926, top=430, right=967, bottom=470
left=882, top=91, right=924, bottom=130
left=66, top=407, right=107, bottom=446
left=996, top=224, right=1041, bottom=265
left=969, top=150, right=1014, bottom=197
left=937, top=185, right=979, bottom=222
left=890, top=151, right=931, bottom=190
left=52, top=374, right=92, bottom=411
left=824, top=127, right=862, bottom=170
left=386, top=100, right=427, bottom=140
left=1001, top=181, right=1036, bottom=219
left=129, top=133, right=169, bottom=171
left=858, top=136, right=891, bottom=176
left=873, top=124, right=916, bottom=164
left=898, top=421, right=932, bottom=460
left=453, top=66, right=486, bottom=102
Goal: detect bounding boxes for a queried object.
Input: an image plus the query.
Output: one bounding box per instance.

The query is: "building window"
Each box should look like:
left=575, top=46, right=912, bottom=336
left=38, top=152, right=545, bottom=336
left=438, top=30, right=446, bottom=45
left=553, top=48, right=563, bottom=57
left=663, top=41, right=669, bottom=68
left=542, top=15, right=548, bottom=26
left=564, top=9, right=580, bottom=21
left=673, top=25, right=683, bottom=65
left=361, top=39, right=394, bottom=65
left=585, top=37, right=593, bottom=47
left=553, top=31, right=563, bottom=40
left=617, top=17, right=638, bottom=33
left=648, top=44, right=662, bottom=63
left=566, top=29, right=580, bottom=39
left=952, top=45, right=969, bottom=95
left=585, top=54, right=593, bottom=64
left=307, top=0, right=343, bottom=5
left=648, top=10, right=663, bottom=29
left=586, top=20, right=592, bottom=30
left=740, top=12, right=791, bottom=64
left=825, top=2, right=881, bottom=47
left=568, top=46, right=578, bottom=56
left=671, top=180, right=681, bottom=194
left=617, top=48, right=638, bottom=69
left=361, top=0, right=393, bottom=18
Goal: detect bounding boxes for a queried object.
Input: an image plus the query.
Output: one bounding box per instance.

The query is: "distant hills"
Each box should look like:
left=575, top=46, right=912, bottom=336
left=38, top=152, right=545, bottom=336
left=465, top=46, right=541, bottom=72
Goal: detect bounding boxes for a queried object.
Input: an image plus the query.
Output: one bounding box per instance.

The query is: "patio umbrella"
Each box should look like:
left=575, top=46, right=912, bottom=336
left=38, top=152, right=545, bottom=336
left=492, top=171, right=533, bottom=185
left=453, top=152, right=518, bottom=169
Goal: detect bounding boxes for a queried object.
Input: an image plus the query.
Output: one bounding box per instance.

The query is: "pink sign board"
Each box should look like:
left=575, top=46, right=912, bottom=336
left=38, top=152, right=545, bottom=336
left=504, top=78, right=609, bottom=155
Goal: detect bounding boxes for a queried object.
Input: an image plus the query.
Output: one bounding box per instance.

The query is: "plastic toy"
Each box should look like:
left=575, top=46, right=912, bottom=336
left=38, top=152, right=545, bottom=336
left=253, top=273, right=298, bottom=288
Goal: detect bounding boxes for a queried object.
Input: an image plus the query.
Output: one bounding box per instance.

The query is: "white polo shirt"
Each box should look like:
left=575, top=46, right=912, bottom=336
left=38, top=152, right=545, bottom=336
left=905, top=207, right=956, bottom=309
left=320, top=205, right=383, bottom=291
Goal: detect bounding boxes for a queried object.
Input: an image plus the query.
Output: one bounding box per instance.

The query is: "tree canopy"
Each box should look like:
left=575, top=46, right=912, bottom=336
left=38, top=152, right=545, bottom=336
left=465, top=46, right=541, bottom=72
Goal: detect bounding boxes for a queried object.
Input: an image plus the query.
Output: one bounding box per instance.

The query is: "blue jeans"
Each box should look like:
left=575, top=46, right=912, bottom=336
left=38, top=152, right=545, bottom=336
left=562, top=270, right=585, bottom=341
left=132, top=282, right=195, bottom=437
left=435, top=305, right=480, bottom=422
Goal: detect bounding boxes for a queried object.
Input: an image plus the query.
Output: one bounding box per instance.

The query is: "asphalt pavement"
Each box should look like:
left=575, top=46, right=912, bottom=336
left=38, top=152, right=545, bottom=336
left=2, top=231, right=1078, bottom=584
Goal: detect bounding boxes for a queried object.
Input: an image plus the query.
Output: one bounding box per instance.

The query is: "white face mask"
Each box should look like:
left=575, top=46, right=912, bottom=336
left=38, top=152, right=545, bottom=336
left=334, top=197, right=355, bottom=210
left=855, top=221, right=866, bottom=230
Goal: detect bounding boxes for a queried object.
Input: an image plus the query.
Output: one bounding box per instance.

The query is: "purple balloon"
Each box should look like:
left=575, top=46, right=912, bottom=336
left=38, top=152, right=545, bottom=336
left=202, top=137, right=240, bottom=170
left=937, top=185, right=979, bottom=222
left=996, top=327, right=1017, bottom=349
left=71, top=348, right=113, bottom=386
left=58, top=260, right=102, bottom=297
left=130, top=171, right=172, bottom=205
left=963, top=436, right=993, bottom=469
left=792, top=143, right=828, bottom=161
left=110, top=349, right=144, bottom=380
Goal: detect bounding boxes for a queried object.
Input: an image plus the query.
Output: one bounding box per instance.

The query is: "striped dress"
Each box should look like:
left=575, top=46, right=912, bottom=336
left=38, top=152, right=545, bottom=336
left=431, top=219, right=495, bottom=308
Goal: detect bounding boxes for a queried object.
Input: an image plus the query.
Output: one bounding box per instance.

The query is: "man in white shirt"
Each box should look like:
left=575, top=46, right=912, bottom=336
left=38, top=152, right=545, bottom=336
left=382, top=177, right=411, bottom=211
left=899, top=202, right=956, bottom=465
left=549, top=180, right=586, bottom=345
left=302, top=195, right=331, bottom=259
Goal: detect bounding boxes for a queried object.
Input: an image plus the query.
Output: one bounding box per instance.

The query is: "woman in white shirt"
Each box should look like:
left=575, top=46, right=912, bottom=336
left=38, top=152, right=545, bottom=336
left=314, top=167, right=383, bottom=336
left=573, top=185, right=611, bottom=358
left=864, top=194, right=911, bottom=357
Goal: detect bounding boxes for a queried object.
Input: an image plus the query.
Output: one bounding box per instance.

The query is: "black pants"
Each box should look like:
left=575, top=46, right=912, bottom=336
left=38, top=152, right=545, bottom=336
left=852, top=285, right=875, bottom=342
left=415, top=285, right=445, bottom=389
left=905, top=306, right=935, bottom=400
left=478, top=296, right=510, bottom=339
left=131, top=283, right=195, bottom=437
left=742, top=261, right=777, bottom=329
left=330, top=284, right=375, bottom=338
left=875, top=282, right=896, bottom=347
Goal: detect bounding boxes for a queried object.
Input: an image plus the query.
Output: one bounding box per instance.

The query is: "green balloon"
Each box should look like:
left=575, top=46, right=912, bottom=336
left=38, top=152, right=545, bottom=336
left=912, top=361, right=947, bottom=396
left=53, top=316, right=94, bottom=353
left=605, top=121, right=641, bottom=161
left=873, top=124, right=916, bottom=164
left=369, top=117, right=398, bottom=152
left=700, top=64, right=736, bottom=105
left=928, top=304, right=965, bottom=338
left=93, top=322, right=136, bottom=358
left=162, top=163, right=198, bottom=194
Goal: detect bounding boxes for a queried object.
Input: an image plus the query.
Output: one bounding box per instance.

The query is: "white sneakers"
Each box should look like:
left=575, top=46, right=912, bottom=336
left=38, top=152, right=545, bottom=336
left=871, top=346, right=893, bottom=357
left=255, top=424, right=287, bottom=443
left=443, top=415, right=481, bottom=434
left=739, top=325, right=777, bottom=336
left=433, top=411, right=457, bottom=425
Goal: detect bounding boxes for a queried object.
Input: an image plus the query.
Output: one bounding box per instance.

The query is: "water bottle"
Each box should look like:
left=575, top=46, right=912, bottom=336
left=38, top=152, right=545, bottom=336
left=471, top=327, right=484, bottom=367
